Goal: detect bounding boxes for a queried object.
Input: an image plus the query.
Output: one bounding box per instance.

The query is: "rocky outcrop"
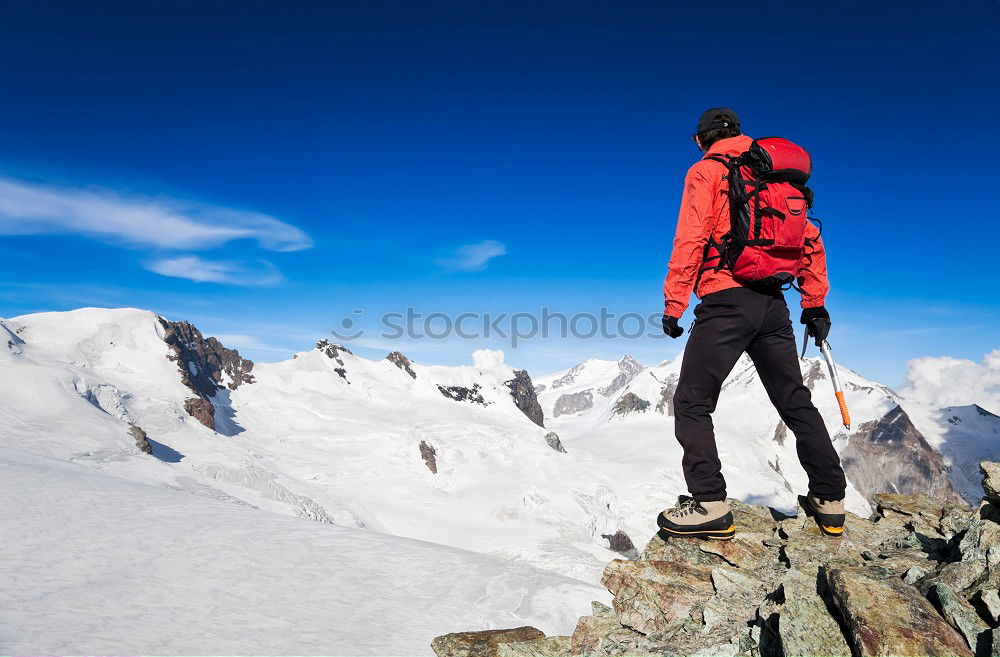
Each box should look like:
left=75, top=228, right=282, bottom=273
left=611, top=392, right=649, bottom=417
left=653, top=373, right=678, bottom=416
left=436, top=466, right=1000, bottom=657
left=159, top=317, right=255, bottom=397
left=386, top=351, right=416, bottom=379
left=842, top=404, right=965, bottom=505
left=982, top=461, right=1000, bottom=506
left=598, top=355, right=644, bottom=398
left=437, top=384, right=487, bottom=405
left=419, top=440, right=437, bottom=474
left=601, top=530, right=638, bottom=559
left=553, top=390, right=593, bottom=418
left=184, top=397, right=215, bottom=430
left=551, top=362, right=587, bottom=390
left=505, top=369, right=544, bottom=427
left=431, top=627, right=545, bottom=657
left=544, top=431, right=567, bottom=453
left=159, top=317, right=254, bottom=429
left=316, top=339, right=352, bottom=365
left=128, top=424, right=153, bottom=454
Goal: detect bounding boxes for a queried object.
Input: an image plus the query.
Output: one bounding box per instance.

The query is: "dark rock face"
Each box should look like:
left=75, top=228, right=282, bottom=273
left=128, top=424, right=153, bottom=454
left=438, top=467, right=1000, bottom=657
left=431, top=627, right=545, bottom=657
left=842, top=404, right=965, bottom=505
left=653, top=373, right=679, bottom=416
left=544, top=431, right=567, bottom=453
left=504, top=369, right=544, bottom=427
left=597, top=355, right=644, bottom=397
left=611, top=392, right=650, bottom=417
left=386, top=351, right=416, bottom=379
left=184, top=397, right=215, bottom=430
left=159, top=317, right=254, bottom=429
left=159, top=317, right=255, bottom=398
left=601, top=530, right=638, bottom=559
left=552, top=390, right=593, bottom=418
left=773, top=421, right=788, bottom=446
left=437, top=384, right=487, bottom=405
left=419, top=440, right=437, bottom=474
left=316, top=339, right=352, bottom=365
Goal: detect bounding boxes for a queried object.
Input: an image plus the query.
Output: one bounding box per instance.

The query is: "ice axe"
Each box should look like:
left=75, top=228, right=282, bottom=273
left=801, top=328, right=852, bottom=430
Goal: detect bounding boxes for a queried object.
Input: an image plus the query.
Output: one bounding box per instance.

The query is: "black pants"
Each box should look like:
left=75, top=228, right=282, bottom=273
left=673, top=286, right=847, bottom=502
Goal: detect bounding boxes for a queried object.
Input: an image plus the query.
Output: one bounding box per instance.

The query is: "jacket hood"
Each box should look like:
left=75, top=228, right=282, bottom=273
left=705, top=134, right=753, bottom=158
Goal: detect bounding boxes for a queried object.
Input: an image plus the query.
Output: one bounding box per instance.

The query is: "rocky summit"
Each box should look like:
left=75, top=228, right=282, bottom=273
left=432, top=461, right=1000, bottom=657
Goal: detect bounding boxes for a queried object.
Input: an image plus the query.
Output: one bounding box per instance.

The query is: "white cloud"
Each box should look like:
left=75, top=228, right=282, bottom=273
left=146, top=256, right=283, bottom=286
left=901, top=350, right=1000, bottom=415
left=472, top=348, right=505, bottom=368
left=436, top=239, right=506, bottom=272
left=0, top=176, right=312, bottom=252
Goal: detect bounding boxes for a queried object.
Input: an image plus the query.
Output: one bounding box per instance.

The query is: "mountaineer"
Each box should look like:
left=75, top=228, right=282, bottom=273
left=657, top=108, right=847, bottom=540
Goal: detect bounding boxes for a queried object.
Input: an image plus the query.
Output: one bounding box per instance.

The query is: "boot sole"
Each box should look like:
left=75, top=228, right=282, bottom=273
left=657, top=525, right=736, bottom=541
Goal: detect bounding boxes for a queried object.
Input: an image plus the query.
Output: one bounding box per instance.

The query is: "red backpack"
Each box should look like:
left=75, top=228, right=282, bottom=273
left=702, top=137, right=818, bottom=286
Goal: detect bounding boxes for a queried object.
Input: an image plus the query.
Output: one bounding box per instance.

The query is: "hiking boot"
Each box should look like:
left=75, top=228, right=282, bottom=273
left=656, top=498, right=735, bottom=540
left=804, top=494, right=845, bottom=537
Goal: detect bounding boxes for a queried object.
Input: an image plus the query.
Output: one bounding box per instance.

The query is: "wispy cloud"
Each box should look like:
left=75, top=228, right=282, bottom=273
left=0, top=176, right=312, bottom=252
left=436, top=239, right=507, bottom=272
left=146, top=255, right=283, bottom=286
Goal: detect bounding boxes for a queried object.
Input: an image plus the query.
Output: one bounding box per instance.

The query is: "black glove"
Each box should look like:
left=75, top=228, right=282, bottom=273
left=662, top=314, right=684, bottom=339
left=800, top=306, right=831, bottom=346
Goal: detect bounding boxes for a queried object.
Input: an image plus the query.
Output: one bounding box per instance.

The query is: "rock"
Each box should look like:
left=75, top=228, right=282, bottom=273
left=419, top=440, right=437, bottom=474
left=976, top=588, right=1000, bottom=624
left=431, top=627, right=545, bottom=657
left=841, top=405, right=966, bottom=505
left=504, top=370, right=544, bottom=427
left=437, top=384, right=487, bottom=405
left=386, top=351, right=416, bottom=379
left=772, top=420, right=788, bottom=446
left=824, top=565, right=972, bottom=656
left=160, top=317, right=255, bottom=397
left=654, top=373, right=679, bottom=416
left=544, top=432, right=567, bottom=453
left=873, top=492, right=970, bottom=539
left=778, top=568, right=852, bottom=657
left=903, top=566, right=927, bottom=584
left=928, top=582, right=988, bottom=652
left=569, top=607, right=648, bottom=656
left=698, top=534, right=776, bottom=570
left=597, top=355, right=644, bottom=397
left=316, top=339, right=352, bottom=365
left=128, top=423, right=153, bottom=454
left=495, top=636, right=571, bottom=657
left=702, top=566, right=767, bottom=632
left=552, top=390, right=593, bottom=418
left=601, top=530, right=638, bottom=559
left=982, top=461, right=1000, bottom=506
left=184, top=397, right=215, bottom=430
left=601, top=559, right=715, bottom=634
left=611, top=392, right=650, bottom=417
left=641, top=532, right=723, bottom=566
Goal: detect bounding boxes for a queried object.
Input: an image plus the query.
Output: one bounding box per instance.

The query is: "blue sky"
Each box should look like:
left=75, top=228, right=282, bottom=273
left=0, top=1, right=997, bottom=385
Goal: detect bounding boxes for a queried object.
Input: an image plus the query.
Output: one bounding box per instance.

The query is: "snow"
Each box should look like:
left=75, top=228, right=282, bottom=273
left=0, top=449, right=603, bottom=655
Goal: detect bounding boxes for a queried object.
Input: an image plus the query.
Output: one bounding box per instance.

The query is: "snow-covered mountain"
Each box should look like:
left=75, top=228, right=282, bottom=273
left=1, top=307, right=997, bottom=654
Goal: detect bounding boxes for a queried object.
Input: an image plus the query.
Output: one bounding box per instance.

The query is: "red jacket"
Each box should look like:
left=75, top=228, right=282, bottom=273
left=663, top=135, right=829, bottom=318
